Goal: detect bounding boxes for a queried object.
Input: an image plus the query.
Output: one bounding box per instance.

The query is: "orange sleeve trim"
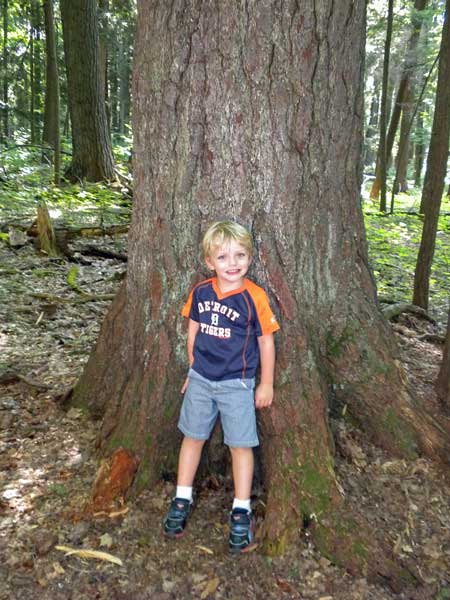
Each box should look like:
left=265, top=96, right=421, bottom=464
left=245, top=281, right=280, bottom=336
left=181, top=278, right=213, bottom=318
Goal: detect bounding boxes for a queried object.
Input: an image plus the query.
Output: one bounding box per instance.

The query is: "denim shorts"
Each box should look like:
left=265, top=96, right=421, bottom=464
left=178, top=369, right=259, bottom=448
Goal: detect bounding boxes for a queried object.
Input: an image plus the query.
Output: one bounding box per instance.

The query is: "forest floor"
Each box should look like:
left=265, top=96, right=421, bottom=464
left=1, top=231, right=450, bottom=600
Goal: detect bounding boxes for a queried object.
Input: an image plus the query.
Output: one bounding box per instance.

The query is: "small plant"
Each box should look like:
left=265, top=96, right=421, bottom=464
left=48, top=483, right=67, bottom=497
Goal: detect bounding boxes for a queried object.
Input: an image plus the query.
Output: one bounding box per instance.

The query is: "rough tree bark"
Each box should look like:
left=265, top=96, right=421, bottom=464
left=42, top=0, right=60, bottom=183
left=436, top=306, right=450, bottom=404
left=73, top=1, right=450, bottom=585
left=60, top=0, right=115, bottom=181
left=413, top=0, right=450, bottom=309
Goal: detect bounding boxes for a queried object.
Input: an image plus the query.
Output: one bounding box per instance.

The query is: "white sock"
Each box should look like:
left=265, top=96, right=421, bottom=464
left=232, top=498, right=251, bottom=512
left=175, top=485, right=193, bottom=502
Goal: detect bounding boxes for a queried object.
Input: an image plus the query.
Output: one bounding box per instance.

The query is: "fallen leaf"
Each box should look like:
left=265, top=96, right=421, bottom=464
left=99, top=533, right=113, bottom=548
left=195, top=545, right=214, bottom=555
left=201, top=576, right=219, bottom=599
left=55, top=545, right=123, bottom=566
left=276, top=578, right=295, bottom=594
left=52, top=561, right=65, bottom=575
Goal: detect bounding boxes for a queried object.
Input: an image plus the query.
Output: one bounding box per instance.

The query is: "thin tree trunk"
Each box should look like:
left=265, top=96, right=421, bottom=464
left=29, top=3, right=35, bottom=143
left=413, top=0, right=450, bottom=309
left=394, top=86, right=412, bottom=194
left=118, top=33, right=130, bottom=133
left=98, top=0, right=110, bottom=128
left=110, top=40, right=119, bottom=131
left=414, top=104, right=426, bottom=187
left=2, top=0, right=8, bottom=142
left=60, top=0, right=115, bottom=181
left=378, top=0, right=394, bottom=212
left=436, top=305, right=450, bottom=404
left=42, top=0, right=60, bottom=184
left=370, top=0, right=428, bottom=201
left=72, top=1, right=450, bottom=585
left=364, top=71, right=381, bottom=167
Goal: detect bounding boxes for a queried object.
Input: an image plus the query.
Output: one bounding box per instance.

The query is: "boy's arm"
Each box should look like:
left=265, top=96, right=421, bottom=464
left=181, top=319, right=199, bottom=393
left=255, top=333, right=275, bottom=409
left=186, top=318, right=200, bottom=366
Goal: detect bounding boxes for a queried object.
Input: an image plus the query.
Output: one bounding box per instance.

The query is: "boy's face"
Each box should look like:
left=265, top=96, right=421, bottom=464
left=205, top=239, right=251, bottom=292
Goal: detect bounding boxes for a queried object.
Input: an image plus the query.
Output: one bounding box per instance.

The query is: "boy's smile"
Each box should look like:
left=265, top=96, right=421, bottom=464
left=205, top=240, right=251, bottom=293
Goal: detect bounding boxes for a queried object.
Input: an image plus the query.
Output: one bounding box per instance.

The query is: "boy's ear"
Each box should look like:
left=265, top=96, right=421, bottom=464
left=205, top=256, right=214, bottom=271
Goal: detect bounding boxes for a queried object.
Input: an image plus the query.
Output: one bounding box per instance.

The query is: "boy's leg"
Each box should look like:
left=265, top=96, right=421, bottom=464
left=177, top=436, right=205, bottom=487
left=228, top=446, right=256, bottom=553
left=229, top=446, right=254, bottom=501
left=163, top=437, right=205, bottom=538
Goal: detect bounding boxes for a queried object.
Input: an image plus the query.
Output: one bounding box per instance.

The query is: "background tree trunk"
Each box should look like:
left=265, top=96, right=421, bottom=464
left=414, top=104, right=426, bottom=187
left=413, top=0, right=450, bottom=309
left=98, top=0, right=109, bottom=127
left=370, top=0, right=428, bottom=201
left=436, top=306, right=450, bottom=404
left=73, top=0, right=450, bottom=582
left=377, top=0, right=394, bottom=212
left=394, top=86, right=412, bottom=194
left=42, top=0, right=60, bottom=183
left=29, top=2, right=35, bottom=143
left=60, top=0, right=115, bottom=181
left=2, top=0, right=8, bottom=141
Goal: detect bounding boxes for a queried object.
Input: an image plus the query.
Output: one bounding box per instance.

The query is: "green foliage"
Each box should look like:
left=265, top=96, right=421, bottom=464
left=0, top=141, right=131, bottom=227
left=47, top=483, right=67, bottom=497
left=364, top=189, right=450, bottom=315
left=66, top=265, right=81, bottom=292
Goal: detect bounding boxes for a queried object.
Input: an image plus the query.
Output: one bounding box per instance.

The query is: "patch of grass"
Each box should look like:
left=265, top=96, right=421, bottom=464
left=364, top=188, right=450, bottom=320
left=47, top=483, right=67, bottom=497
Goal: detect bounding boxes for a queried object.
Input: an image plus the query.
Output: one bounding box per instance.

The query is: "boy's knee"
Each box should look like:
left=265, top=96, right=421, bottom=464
left=183, top=436, right=206, bottom=446
left=229, top=446, right=253, bottom=457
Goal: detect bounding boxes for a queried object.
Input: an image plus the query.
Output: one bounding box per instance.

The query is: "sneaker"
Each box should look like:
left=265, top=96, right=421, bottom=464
left=228, top=508, right=255, bottom=553
left=163, top=497, right=191, bottom=538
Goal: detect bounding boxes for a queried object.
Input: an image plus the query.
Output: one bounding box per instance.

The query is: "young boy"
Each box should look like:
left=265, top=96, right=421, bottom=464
left=163, top=220, right=279, bottom=553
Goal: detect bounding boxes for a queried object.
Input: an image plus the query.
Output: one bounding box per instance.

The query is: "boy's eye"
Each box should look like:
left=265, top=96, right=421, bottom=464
left=217, top=255, right=225, bottom=260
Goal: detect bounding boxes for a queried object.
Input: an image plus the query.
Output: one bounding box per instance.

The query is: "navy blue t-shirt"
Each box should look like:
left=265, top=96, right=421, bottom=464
left=182, top=278, right=279, bottom=381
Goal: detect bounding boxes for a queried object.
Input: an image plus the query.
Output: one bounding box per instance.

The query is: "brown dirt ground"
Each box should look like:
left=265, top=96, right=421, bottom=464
left=1, top=237, right=450, bottom=599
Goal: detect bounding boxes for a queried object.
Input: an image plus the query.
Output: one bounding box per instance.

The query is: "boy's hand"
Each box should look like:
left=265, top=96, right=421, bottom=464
left=181, top=377, right=189, bottom=394
left=254, top=383, right=274, bottom=409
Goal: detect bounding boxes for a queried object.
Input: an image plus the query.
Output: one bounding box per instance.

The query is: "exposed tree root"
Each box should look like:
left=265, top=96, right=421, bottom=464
left=31, top=292, right=115, bottom=304
left=311, top=510, right=418, bottom=592
left=381, top=302, right=436, bottom=323
left=0, top=369, right=49, bottom=390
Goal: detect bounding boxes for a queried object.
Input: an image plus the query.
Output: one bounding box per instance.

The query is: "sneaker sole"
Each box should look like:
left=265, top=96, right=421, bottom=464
left=229, top=541, right=257, bottom=554
left=163, top=528, right=186, bottom=539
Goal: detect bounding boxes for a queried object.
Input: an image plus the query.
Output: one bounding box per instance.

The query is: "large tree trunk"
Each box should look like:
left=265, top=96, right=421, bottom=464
left=413, top=0, right=450, bottom=309
left=73, top=0, right=450, bottom=583
left=42, top=0, right=60, bottom=183
left=60, top=0, right=115, bottom=181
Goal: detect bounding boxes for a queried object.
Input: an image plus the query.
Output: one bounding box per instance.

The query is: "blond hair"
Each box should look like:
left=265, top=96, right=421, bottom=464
left=202, top=221, right=253, bottom=259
